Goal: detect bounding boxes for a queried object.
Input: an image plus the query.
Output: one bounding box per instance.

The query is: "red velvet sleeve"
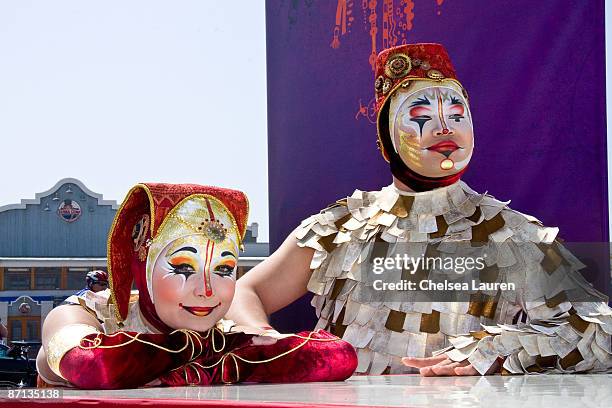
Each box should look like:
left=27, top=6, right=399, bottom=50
left=219, top=330, right=358, bottom=384
left=58, top=330, right=197, bottom=389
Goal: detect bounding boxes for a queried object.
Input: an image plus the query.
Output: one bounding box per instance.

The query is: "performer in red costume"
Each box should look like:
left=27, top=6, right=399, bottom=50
left=36, top=183, right=357, bottom=389
left=228, top=43, right=611, bottom=376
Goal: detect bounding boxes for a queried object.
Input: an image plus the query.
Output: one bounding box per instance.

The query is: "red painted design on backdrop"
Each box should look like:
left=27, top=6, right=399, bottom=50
left=327, top=0, right=449, bottom=120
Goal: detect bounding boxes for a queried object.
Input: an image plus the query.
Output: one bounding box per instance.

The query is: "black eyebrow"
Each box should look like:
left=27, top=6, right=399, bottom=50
left=450, top=96, right=463, bottom=105
left=170, top=246, right=197, bottom=256
left=409, top=96, right=431, bottom=107
left=221, top=251, right=237, bottom=259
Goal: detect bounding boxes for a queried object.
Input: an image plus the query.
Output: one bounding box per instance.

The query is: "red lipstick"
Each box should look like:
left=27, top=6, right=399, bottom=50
left=427, top=140, right=460, bottom=155
left=179, top=302, right=221, bottom=317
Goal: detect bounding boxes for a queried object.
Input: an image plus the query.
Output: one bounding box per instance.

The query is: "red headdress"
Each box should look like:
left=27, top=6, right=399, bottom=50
left=374, top=43, right=469, bottom=191
left=106, top=183, right=249, bottom=332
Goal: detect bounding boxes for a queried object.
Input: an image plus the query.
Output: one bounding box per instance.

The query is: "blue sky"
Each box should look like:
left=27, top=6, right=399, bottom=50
left=1, top=2, right=611, bottom=241
left=0, top=1, right=269, bottom=240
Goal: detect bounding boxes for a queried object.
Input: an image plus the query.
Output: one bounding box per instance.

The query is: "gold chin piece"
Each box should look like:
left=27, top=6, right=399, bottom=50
left=440, top=159, right=454, bottom=170
left=46, top=324, right=100, bottom=380
left=385, top=53, right=412, bottom=79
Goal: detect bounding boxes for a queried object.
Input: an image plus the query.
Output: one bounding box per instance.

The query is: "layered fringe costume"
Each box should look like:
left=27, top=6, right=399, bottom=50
left=296, top=44, right=611, bottom=375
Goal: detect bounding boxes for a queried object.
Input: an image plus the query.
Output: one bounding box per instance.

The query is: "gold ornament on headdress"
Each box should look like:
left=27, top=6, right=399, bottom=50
left=385, top=53, right=412, bottom=78
left=132, top=214, right=151, bottom=261
left=166, top=214, right=228, bottom=244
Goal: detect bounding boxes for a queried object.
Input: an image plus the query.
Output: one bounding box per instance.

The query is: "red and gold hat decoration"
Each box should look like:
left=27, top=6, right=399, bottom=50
left=373, top=43, right=466, bottom=162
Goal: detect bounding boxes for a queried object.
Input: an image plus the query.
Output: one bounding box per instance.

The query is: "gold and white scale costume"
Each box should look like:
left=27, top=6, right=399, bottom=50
left=296, top=181, right=612, bottom=375
left=65, top=289, right=156, bottom=334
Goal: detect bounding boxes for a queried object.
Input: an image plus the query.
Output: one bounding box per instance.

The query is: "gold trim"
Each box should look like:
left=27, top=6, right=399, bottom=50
left=154, top=194, right=243, bottom=246
left=239, top=191, right=250, bottom=252
left=376, top=77, right=467, bottom=163
left=171, top=329, right=342, bottom=385
left=107, top=184, right=155, bottom=324
left=46, top=324, right=99, bottom=381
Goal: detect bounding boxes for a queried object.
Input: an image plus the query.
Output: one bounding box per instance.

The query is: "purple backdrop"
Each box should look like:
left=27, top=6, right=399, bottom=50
left=266, top=0, right=608, bottom=331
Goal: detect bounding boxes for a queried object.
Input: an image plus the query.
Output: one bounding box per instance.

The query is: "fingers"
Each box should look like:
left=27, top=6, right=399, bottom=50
left=430, top=362, right=462, bottom=376
left=454, top=364, right=478, bottom=376
left=265, top=331, right=293, bottom=340
left=403, top=354, right=484, bottom=377
left=401, top=354, right=448, bottom=368
left=250, top=335, right=279, bottom=346
left=144, top=378, right=162, bottom=387
left=420, top=360, right=462, bottom=377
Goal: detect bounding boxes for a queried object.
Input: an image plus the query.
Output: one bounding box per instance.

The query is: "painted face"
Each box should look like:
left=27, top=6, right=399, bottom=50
left=147, top=196, right=240, bottom=332
left=389, top=83, right=474, bottom=178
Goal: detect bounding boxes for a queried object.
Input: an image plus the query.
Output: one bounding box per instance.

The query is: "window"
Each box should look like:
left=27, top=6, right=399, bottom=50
left=8, top=317, right=41, bottom=346
left=67, top=268, right=88, bottom=290
left=34, top=268, right=61, bottom=290
left=9, top=319, right=21, bottom=341
left=4, top=268, right=31, bottom=291
left=26, top=319, right=40, bottom=341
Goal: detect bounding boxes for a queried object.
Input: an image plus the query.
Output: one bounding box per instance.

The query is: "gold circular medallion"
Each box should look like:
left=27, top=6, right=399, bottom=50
left=440, top=159, right=454, bottom=170
left=427, top=69, right=445, bottom=80
left=202, top=220, right=227, bottom=243
left=385, top=53, right=412, bottom=78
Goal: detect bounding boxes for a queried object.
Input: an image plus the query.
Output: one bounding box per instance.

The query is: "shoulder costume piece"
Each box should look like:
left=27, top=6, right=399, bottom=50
left=42, top=183, right=356, bottom=389
left=296, top=43, right=611, bottom=375
left=65, top=289, right=170, bottom=335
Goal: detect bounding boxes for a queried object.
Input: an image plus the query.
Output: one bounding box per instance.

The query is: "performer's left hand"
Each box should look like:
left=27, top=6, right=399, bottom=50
left=229, top=324, right=292, bottom=346
left=401, top=354, right=500, bottom=376
left=251, top=329, right=293, bottom=346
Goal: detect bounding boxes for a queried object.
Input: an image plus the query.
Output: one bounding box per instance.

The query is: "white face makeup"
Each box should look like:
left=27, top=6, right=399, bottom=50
left=389, top=84, right=474, bottom=178
left=145, top=196, right=241, bottom=332
left=151, top=233, right=238, bottom=332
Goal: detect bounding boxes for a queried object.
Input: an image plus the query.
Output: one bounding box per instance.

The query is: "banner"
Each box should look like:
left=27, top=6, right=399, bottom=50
left=266, top=0, right=608, bottom=330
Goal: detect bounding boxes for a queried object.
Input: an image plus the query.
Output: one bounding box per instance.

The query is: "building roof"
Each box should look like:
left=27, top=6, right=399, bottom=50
left=0, top=179, right=268, bottom=258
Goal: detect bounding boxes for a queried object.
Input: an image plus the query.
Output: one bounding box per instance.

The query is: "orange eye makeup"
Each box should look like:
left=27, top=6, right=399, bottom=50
left=219, top=259, right=236, bottom=269
left=213, top=251, right=237, bottom=277
left=167, top=254, right=198, bottom=270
